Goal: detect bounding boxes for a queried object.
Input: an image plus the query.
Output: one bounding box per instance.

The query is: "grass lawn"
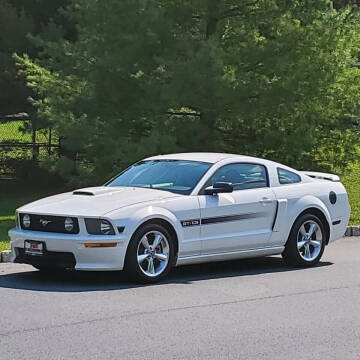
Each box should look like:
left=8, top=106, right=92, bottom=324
left=0, top=165, right=359, bottom=252
left=0, top=217, right=15, bottom=252
left=0, top=121, right=30, bottom=142
left=0, top=121, right=51, bottom=143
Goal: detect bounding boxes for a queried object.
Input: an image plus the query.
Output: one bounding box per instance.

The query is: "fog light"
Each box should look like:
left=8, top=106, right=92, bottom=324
left=65, top=217, right=74, bottom=232
left=23, top=214, right=31, bottom=228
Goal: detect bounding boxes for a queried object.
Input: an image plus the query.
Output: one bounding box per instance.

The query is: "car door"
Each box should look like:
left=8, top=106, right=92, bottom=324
left=197, top=163, right=277, bottom=254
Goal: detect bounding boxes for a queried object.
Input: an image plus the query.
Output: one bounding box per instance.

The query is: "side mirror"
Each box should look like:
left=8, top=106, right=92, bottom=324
left=204, top=182, right=233, bottom=195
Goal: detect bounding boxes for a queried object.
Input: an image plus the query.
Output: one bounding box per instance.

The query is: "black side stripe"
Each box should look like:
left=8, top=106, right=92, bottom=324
left=181, top=212, right=267, bottom=227
left=201, top=213, right=265, bottom=225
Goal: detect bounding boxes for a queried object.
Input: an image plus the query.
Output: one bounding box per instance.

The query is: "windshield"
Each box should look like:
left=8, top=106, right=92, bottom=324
left=106, top=160, right=212, bottom=195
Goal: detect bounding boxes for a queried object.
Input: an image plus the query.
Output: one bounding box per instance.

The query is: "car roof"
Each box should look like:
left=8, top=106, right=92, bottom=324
left=145, top=152, right=271, bottom=164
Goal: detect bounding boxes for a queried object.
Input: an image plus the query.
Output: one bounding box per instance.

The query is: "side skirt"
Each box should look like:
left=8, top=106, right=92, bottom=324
left=176, top=246, right=284, bottom=266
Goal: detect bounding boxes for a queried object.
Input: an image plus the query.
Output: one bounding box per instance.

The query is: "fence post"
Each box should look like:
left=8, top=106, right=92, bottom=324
left=48, top=128, right=52, bottom=155
left=32, top=127, right=39, bottom=161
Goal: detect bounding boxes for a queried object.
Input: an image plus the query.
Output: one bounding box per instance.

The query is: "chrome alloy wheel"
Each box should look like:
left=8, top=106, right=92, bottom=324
left=296, top=220, right=323, bottom=262
left=137, top=231, right=170, bottom=277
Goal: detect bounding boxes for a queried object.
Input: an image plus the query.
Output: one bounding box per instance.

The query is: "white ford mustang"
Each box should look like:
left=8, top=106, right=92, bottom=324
left=9, top=153, right=350, bottom=282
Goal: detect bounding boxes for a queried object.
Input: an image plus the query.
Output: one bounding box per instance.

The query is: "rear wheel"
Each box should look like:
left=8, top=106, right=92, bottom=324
left=125, top=223, right=174, bottom=283
left=282, top=213, right=326, bottom=267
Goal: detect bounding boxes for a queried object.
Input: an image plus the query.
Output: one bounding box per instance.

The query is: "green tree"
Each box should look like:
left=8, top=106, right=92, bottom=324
left=0, top=0, right=73, bottom=116
left=0, top=0, right=34, bottom=115
left=15, top=0, right=360, bottom=185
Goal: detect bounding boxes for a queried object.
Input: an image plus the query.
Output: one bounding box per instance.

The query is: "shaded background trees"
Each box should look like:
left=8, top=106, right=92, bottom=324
left=0, top=0, right=74, bottom=116
left=3, top=0, right=360, bottom=186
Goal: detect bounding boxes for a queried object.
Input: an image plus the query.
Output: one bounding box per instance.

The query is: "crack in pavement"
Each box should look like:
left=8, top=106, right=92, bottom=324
left=0, top=283, right=358, bottom=338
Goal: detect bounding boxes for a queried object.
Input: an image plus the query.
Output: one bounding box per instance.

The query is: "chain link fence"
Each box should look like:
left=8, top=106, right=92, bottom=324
left=0, top=116, right=59, bottom=179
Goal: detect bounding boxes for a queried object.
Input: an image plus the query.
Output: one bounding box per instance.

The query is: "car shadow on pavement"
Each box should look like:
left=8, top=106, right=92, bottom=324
left=0, top=256, right=333, bottom=293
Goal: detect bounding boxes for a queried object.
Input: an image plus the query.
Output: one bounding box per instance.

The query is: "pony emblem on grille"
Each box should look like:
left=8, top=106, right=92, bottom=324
left=39, top=219, right=52, bottom=227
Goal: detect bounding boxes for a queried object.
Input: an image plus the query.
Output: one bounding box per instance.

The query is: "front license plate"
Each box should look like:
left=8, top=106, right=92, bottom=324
left=24, top=240, right=44, bottom=256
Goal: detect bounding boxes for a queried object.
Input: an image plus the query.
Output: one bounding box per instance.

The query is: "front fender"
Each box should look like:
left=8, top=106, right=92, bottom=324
left=114, top=206, right=183, bottom=254
left=130, top=206, right=182, bottom=239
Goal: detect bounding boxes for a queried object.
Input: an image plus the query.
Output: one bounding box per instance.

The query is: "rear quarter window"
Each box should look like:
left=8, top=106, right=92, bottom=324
left=277, top=168, right=301, bottom=184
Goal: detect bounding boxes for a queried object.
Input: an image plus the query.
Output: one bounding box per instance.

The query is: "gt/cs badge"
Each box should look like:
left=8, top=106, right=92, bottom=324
left=181, top=219, right=200, bottom=227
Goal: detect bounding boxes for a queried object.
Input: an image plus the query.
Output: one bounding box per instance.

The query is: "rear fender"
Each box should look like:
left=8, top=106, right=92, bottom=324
left=273, top=195, right=331, bottom=246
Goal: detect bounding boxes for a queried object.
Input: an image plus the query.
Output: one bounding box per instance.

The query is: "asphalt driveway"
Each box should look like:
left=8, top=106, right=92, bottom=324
left=0, top=237, right=359, bottom=360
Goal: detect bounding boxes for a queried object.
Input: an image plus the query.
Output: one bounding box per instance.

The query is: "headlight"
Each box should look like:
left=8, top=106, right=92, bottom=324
left=23, top=214, right=31, bottom=228
left=100, top=220, right=113, bottom=234
left=85, top=218, right=115, bottom=235
left=65, top=217, right=74, bottom=232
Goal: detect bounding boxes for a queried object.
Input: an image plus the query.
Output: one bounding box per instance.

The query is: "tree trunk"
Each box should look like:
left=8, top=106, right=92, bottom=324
left=206, top=17, right=218, bottom=39
left=205, top=0, right=220, bottom=38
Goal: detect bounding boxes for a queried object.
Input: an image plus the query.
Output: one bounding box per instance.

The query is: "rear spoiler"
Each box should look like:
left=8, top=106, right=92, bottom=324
left=301, top=171, right=340, bottom=182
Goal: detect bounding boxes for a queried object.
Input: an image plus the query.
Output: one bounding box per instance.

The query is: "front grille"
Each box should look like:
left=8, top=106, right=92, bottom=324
left=19, top=213, right=79, bottom=234
left=15, top=247, right=76, bottom=269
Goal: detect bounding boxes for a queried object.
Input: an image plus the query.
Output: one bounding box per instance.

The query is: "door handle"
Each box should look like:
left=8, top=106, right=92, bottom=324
left=259, top=197, right=273, bottom=204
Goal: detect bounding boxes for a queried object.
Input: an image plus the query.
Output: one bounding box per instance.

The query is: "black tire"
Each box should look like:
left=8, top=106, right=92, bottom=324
left=125, top=223, right=175, bottom=283
left=282, top=213, right=326, bottom=267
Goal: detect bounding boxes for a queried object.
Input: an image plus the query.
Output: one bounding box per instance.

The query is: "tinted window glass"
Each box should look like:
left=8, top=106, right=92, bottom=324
left=277, top=168, right=301, bottom=184
left=205, top=163, right=268, bottom=191
left=107, top=160, right=211, bottom=195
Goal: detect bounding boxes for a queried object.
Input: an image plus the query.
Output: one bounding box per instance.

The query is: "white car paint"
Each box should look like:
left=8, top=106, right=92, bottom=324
left=8, top=152, right=351, bottom=271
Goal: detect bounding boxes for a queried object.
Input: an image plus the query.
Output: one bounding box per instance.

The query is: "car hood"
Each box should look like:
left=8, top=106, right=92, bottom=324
left=17, top=186, right=180, bottom=217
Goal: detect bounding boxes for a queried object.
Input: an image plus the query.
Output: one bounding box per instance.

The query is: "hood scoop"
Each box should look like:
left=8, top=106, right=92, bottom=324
left=71, top=186, right=124, bottom=197
left=73, top=190, right=94, bottom=196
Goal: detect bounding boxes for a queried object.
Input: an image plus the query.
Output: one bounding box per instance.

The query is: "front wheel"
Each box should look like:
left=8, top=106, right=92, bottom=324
left=125, top=223, right=174, bottom=283
left=282, top=213, right=326, bottom=267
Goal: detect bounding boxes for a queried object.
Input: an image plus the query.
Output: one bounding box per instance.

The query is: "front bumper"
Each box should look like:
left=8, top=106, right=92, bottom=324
left=9, top=228, right=128, bottom=271
left=14, top=247, right=76, bottom=269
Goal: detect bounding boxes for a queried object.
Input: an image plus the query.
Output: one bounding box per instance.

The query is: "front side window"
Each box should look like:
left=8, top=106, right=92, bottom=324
left=106, top=160, right=212, bottom=195
left=277, top=168, right=301, bottom=184
left=203, top=163, right=268, bottom=191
